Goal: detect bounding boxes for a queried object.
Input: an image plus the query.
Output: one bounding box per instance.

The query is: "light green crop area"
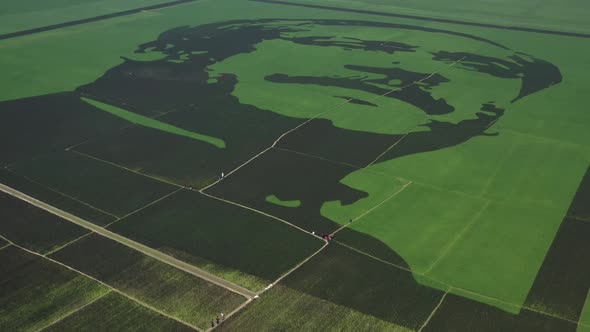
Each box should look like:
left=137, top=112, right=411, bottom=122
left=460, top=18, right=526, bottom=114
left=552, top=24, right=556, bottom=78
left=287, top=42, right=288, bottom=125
left=266, top=195, right=301, bottom=208
left=81, top=97, right=226, bottom=148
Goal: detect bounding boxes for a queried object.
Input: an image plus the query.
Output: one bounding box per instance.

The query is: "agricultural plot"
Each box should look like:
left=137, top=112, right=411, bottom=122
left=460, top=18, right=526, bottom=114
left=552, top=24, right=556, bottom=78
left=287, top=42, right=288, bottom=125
left=109, top=189, right=323, bottom=290
left=49, top=233, right=245, bottom=329
left=0, top=246, right=108, bottom=331
left=43, top=292, right=194, bottom=332
left=0, top=191, right=88, bottom=254
left=0, top=0, right=589, bottom=330
left=8, top=150, right=177, bottom=218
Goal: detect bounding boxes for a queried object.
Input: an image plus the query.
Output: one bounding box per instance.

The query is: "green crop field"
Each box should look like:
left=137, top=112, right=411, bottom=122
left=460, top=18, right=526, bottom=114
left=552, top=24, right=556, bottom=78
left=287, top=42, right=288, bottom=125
left=0, top=0, right=589, bottom=330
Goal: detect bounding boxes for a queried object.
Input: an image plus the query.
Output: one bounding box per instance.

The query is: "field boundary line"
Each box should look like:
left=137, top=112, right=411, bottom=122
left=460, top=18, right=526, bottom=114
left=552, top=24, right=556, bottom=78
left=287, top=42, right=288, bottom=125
left=423, top=200, right=491, bottom=274
left=418, top=289, right=450, bottom=332
left=200, top=147, right=272, bottom=191
left=0, top=182, right=255, bottom=299
left=274, top=146, right=363, bottom=169
left=3, top=167, right=120, bottom=219
left=5, top=241, right=200, bottom=331
left=199, top=191, right=318, bottom=239
left=43, top=232, right=93, bottom=256
left=68, top=149, right=183, bottom=188
left=334, top=181, right=412, bottom=235
left=36, top=290, right=112, bottom=332
left=335, top=241, right=413, bottom=273
left=261, top=241, right=329, bottom=296
left=569, top=216, right=590, bottom=223
left=367, top=133, right=408, bottom=166
left=105, top=187, right=183, bottom=228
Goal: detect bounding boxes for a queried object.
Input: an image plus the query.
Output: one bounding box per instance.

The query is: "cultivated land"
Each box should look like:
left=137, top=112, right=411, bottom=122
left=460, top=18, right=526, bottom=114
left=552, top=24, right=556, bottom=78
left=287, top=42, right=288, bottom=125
left=0, top=0, right=589, bottom=330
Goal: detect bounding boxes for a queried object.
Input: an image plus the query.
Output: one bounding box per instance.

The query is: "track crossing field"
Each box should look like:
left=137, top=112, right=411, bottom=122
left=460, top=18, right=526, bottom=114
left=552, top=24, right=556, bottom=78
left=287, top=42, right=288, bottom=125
left=0, top=0, right=589, bottom=331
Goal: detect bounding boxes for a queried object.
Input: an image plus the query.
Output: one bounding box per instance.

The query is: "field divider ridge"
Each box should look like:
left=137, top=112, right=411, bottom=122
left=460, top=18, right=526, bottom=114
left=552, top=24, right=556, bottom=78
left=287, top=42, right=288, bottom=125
left=1, top=239, right=201, bottom=331
left=104, top=187, right=184, bottom=228
left=68, top=149, right=183, bottom=189
left=333, top=180, right=412, bottom=235
left=0, top=182, right=255, bottom=299
left=43, top=232, right=93, bottom=257
left=3, top=167, right=120, bottom=219
left=418, top=288, right=451, bottom=332
left=422, top=200, right=491, bottom=275
left=36, top=290, right=113, bottom=332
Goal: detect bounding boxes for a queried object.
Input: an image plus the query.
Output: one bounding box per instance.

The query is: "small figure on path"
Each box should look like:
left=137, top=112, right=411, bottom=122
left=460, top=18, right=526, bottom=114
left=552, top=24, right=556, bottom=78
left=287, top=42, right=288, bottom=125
left=211, top=320, right=215, bottom=328
left=349, top=218, right=353, bottom=223
left=216, top=316, right=220, bottom=325
left=221, top=172, right=225, bottom=179
left=221, top=312, right=225, bottom=320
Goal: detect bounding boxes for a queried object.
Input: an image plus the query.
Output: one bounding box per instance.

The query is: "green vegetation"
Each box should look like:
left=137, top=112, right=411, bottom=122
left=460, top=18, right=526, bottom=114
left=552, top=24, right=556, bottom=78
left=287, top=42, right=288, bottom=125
left=10, top=150, right=176, bottom=217
left=81, top=97, right=226, bottom=148
left=0, top=191, right=88, bottom=254
left=110, top=190, right=322, bottom=291
left=0, top=246, right=108, bottom=331
left=265, top=195, right=301, bottom=208
left=50, top=233, right=245, bottom=329
left=44, top=292, right=194, bottom=332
